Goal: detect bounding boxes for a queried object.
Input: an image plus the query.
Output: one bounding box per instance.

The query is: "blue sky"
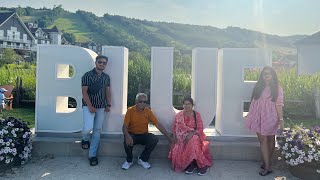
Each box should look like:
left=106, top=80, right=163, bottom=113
left=1, top=0, right=319, bottom=36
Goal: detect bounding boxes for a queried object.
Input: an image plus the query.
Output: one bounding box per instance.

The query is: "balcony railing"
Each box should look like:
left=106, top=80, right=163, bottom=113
left=0, top=44, right=33, bottom=51
left=0, top=36, right=31, bottom=44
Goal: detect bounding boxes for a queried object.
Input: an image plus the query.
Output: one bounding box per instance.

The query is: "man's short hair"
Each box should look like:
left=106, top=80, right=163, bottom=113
left=135, top=93, right=148, bottom=100
left=96, top=55, right=108, bottom=62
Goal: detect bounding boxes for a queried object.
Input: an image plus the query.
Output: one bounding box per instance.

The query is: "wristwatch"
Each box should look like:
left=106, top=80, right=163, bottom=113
left=107, top=104, right=111, bottom=107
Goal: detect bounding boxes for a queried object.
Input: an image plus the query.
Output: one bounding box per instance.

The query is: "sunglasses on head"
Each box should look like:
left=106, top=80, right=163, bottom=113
left=97, top=61, right=107, bottom=65
left=138, top=100, right=147, bottom=103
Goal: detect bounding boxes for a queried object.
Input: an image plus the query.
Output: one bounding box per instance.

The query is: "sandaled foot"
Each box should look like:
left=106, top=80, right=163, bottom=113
left=259, top=169, right=272, bottom=176
left=89, top=157, right=98, bottom=166
left=81, top=140, right=90, bottom=149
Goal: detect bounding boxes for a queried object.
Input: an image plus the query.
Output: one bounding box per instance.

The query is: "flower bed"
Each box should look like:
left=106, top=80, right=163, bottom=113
left=277, top=124, right=320, bottom=179
left=0, top=116, right=32, bottom=168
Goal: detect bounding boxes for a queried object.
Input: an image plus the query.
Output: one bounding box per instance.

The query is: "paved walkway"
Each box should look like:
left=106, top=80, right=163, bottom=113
left=2, top=156, right=298, bottom=180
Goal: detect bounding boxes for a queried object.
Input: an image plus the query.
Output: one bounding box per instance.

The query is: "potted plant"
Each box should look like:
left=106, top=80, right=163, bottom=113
left=277, top=124, right=320, bottom=180
left=0, top=116, right=32, bottom=169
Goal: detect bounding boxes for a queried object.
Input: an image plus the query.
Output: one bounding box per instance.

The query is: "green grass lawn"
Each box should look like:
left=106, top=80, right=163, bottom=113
left=1, top=107, right=35, bottom=128
left=285, top=117, right=320, bottom=128
left=48, top=13, right=106, bottom=43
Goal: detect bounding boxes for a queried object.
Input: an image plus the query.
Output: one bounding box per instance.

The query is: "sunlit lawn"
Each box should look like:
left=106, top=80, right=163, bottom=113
left=1, top=107, right=35, bottom=128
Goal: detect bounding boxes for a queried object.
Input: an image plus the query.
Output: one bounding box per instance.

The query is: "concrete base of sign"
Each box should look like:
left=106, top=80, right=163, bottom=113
left=32, top=132, right=260, bottom=161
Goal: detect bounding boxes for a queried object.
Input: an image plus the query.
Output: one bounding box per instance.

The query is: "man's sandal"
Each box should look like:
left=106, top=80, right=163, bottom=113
left=259, top=169, right=273, bottom=176
left=89, top=157, right=98, bottom=166
left=81, top=140, right=90, bottom=149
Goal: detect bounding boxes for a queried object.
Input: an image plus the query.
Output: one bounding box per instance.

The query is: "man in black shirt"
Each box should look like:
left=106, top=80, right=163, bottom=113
left=81, top=55, right=111, bottom=166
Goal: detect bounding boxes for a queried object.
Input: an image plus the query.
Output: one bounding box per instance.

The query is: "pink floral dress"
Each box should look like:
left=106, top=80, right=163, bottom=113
left=168, top=111, right=212, bottom=172
left=245, top=86, right=284, bottom=135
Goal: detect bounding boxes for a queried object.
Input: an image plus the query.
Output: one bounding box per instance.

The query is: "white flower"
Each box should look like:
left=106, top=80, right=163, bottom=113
left=8, top=149, right=12, bottom=153
left=309, top=144, right=314, bottom=148
left=14, top=128, right=18, bottom=131
left=13, top=134, right=17, bottom=137
left=24, top=147, right=29, bottom=151
left=0, top=139, right=3, bottom=143
left=308, top=151, right=313, bottom=155
left=0, top=131, right=3, bottom=135
left=291, top=148, right=295, bottom=152
left=4, top=149, right=9, bottom=154
left=6, top=142, right=10, bottom=146
left=300, top=159, right=304, bottom=164
left=8, top=139, right=12, bottom=143
left=5, top=159, right=10, bottom=164
left=21, top=161, right=25, bottom=165
left=315, top=157, right=319, bottom=161
left=317, top=169, right=320, bottom=173
left=312, top=148, right=316, bottom=152
left=22, top=135, right=26, bottom=138
left=308, top=155, right=314, bottom=159
left=7, top=122, right=11, bottom=126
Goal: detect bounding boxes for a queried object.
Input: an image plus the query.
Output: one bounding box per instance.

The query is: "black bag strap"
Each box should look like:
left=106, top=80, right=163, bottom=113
left=193, top=110, right=197, bottom=130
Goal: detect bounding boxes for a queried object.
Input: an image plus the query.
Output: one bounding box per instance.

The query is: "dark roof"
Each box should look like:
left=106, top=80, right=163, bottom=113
left=78, top=41, right=98, bottom=47
left=0, top=12, right=14, bottom=25
left=296, top=31, right=320, bottom=45
left=29, top=28, right=39, bottom=33
left=50, top=26, right=60, bottom=33
left=28, top=26, right=60, bottom=34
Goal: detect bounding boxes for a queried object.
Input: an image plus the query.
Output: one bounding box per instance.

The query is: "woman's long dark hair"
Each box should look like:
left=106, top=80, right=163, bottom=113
left=251, top=66, right=279, bottom=102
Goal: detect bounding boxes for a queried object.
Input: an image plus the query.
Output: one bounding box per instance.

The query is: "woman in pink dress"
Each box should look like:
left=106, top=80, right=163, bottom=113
left=245, top=66, right=284, bottom=176
left=169, top=97, right=212, bottom=176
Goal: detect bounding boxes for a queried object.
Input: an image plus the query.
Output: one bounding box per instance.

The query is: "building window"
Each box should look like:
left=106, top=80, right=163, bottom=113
left=0, top=30, right=3, bottom=37
left=23, top=34, right=27, bottom=41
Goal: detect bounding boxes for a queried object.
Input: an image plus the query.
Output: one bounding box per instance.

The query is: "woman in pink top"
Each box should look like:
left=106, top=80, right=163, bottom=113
left=245, top=66, right=284, bottom=176
left=169, top=97, right=212, bottom=176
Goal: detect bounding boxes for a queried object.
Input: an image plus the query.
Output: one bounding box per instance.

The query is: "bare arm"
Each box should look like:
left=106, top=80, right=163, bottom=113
left=105, top=86, right=111, bottom=112
left=122, top=124, right=133, bottom=146
left=276, top=105, right=284, bottom=129
left=155, top=123, right=175, bottom=143
left=82, top=86, right=95, bottom=113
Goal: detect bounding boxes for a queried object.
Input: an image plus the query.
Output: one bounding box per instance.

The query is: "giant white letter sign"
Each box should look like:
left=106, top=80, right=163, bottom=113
left=215, top=48, right=272, bottom=136
left=36, top=45, right=128, bottom=133
left=150, top=47, right=218, bottom=130
left=36, top=45, right=96, bottom=132
left=101, top=46, right=128, bottom=133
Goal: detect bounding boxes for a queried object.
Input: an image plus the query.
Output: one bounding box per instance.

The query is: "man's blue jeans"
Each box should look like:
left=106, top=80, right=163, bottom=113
left=82, top=106, right=106, bottom=158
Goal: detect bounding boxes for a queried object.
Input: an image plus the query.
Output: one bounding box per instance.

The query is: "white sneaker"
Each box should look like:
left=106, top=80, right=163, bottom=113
left=121, top=161, right=133, bottom=170
left=137, top=156, right=151, bottom=169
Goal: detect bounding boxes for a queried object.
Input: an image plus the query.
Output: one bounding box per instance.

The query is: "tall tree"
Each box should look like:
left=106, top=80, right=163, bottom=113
left=0, top=49, right=19, bottom=67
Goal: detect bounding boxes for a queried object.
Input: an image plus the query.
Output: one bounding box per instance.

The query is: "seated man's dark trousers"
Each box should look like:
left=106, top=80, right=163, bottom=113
left=124, top=133, right=159, bottom=162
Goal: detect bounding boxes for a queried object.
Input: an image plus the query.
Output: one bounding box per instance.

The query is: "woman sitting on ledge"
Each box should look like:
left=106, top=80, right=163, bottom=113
left=169, top=97, right=212, bottom=175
